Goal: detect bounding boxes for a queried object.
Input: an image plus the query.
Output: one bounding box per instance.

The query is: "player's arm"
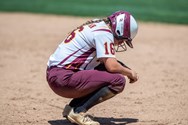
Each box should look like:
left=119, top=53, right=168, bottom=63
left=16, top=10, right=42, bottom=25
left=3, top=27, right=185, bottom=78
left=99, top=57, right=138, bottom=83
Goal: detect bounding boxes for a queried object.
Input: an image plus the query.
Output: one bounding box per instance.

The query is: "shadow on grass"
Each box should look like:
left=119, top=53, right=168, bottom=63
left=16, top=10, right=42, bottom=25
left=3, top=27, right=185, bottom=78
left=48, top=117, right=139, bottom=125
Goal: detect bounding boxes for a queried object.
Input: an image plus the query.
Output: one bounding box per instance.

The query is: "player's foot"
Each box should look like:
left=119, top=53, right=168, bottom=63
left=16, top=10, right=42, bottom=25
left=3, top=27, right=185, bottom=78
left=63, top=105, right=100, bottom=125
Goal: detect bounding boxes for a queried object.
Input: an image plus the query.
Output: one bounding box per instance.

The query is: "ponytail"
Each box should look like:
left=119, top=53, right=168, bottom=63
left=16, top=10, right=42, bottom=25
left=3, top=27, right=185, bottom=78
left=76, top=18, right=110, bottom=30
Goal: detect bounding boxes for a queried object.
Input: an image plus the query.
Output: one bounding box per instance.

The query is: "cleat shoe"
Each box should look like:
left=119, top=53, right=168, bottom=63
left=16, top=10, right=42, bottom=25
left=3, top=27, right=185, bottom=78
left=62, top=105, right=72, bottom=118
left=67, top=108, right=100, bottom=125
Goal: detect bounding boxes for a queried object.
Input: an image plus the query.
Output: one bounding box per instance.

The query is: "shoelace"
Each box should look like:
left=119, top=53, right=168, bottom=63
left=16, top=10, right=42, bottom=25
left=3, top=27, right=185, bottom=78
left=82, top=115, right=94, bottom=123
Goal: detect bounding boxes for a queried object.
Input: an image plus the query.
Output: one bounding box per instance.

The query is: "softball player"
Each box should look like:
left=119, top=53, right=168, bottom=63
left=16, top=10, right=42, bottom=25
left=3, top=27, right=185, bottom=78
left=46, top=10, right=139, bottom=125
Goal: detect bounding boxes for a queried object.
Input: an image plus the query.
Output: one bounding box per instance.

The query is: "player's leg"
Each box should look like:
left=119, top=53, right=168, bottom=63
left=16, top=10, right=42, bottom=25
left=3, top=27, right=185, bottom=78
left=63, top=69, right=125, bottom=124
left=66, top=69, right=126, bottom=109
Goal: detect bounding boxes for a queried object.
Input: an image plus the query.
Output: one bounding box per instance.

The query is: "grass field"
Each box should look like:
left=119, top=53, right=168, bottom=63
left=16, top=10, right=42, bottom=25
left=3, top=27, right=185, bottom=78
left=0, top=0, right=188, bottom=24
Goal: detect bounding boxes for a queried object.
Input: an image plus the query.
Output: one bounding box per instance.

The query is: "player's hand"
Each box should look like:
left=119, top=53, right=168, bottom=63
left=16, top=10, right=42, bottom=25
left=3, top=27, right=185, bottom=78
left=128, top=70, right=139, bottom=83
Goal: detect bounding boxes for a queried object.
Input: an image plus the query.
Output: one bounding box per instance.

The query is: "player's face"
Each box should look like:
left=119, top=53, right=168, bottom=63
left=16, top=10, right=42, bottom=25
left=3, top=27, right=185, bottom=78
left=114, top=38, right=124, bottom=46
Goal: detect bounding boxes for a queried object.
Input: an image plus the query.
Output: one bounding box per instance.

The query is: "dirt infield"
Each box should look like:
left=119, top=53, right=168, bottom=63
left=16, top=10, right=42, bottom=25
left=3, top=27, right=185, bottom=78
left=0, top=12, right=188, bottom=125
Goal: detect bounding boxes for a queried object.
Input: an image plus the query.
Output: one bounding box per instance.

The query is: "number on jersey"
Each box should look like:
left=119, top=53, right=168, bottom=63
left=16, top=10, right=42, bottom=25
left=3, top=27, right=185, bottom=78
left=104, top=42, right=115, bottom=55
left=64, top=26, right=84, bottom=43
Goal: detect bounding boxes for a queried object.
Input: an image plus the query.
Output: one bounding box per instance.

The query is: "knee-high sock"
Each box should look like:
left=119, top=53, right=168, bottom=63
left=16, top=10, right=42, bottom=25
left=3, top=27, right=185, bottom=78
left=69, top=90, right=97, bottom=108
left=73, top=86, right=116, bottom=113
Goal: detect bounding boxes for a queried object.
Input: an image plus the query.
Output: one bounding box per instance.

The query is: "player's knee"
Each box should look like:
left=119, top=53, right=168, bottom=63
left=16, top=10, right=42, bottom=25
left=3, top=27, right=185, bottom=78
left=116, top=75, right=126, bottom=93
left=109, top=75, right=126, bottom=93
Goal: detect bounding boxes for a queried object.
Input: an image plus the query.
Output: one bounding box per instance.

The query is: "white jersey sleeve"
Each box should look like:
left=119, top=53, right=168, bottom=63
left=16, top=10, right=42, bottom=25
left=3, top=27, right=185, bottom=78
left=93, top=29, right=115, bottom=58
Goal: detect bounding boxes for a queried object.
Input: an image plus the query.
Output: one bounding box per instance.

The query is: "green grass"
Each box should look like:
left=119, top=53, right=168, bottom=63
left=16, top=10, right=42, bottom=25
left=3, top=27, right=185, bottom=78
left=0, top=0, right=188, bottom=24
